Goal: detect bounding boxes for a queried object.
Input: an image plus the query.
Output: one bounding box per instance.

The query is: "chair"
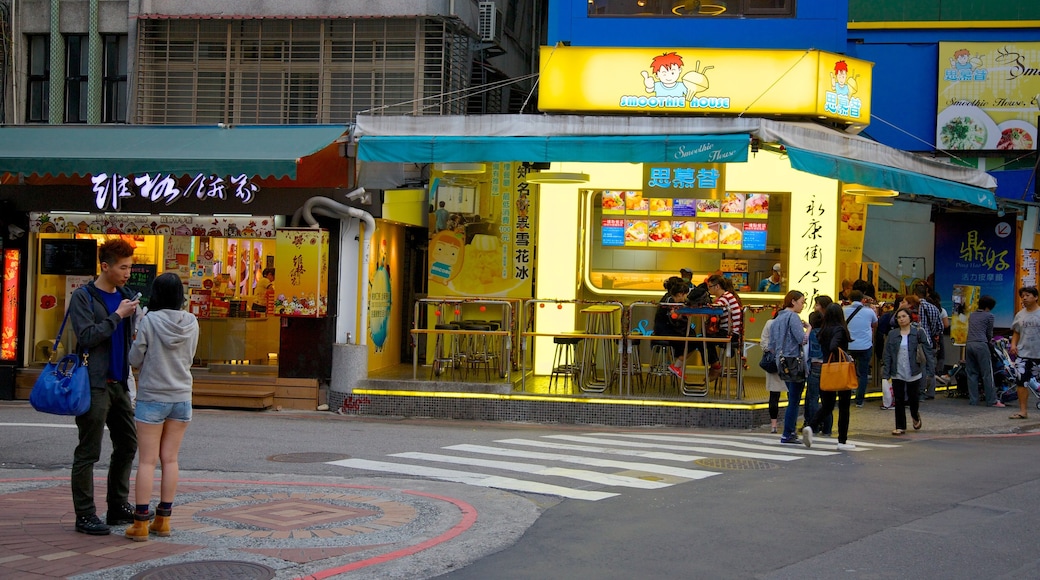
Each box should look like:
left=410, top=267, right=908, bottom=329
left=550, top=336, right=583, bottom=392
left=430, top=323, right=463, bottom=381
left=646, top=341, right=679, bottom=393
left=712, top=336, right=745, bottom=399
left=461, top=321, right=496, bottom=381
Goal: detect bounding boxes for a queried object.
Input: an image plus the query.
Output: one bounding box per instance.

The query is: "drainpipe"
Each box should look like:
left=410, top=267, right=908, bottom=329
left=48, top=0, right=63, bottom=124
left=86, top=0, right=100, bottom=124
left=290, top=190, right=375, bottom=346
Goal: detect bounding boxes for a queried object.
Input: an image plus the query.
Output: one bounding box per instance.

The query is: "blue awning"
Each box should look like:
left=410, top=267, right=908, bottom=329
left=357, top=134, right=750, bottom=164
left=991, top=168, right=1036, bottom=201
left=785, top=146, right=997, bottom=209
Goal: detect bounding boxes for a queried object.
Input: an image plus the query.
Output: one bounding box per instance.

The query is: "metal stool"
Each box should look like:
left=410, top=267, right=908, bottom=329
left=646, top=341, right=679, bottom=393
left=461, top=322, right=496, bottom=381
left=430, top=323, right=462, bottom=380
left=712, top=336, right=744, bottom=399
left=550, top=336, right=583, bottom=392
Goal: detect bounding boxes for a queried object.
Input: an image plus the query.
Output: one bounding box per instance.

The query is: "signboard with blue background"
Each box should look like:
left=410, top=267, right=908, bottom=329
left=934, top=214, right=1016, bottom=328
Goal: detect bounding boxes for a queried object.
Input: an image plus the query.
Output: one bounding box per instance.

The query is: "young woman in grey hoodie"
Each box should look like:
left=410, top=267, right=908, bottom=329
left=125, top=273, right=199, bottom=541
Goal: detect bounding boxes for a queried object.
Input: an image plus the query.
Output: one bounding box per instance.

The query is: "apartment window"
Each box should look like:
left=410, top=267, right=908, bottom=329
left=103, top=35, right=128, bottom=123
left=588, top=0, right=795, bottom=17
left=26, top=35, right=49, bottom=122
left=65, top=35, right=88, bottom=122
left=136, top=18, right=472, bottom=125
left=26, top=34, right=128, bottom=123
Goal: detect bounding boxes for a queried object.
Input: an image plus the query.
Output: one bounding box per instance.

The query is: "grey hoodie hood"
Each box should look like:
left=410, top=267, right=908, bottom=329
left=129, top=308, right=200, bottom=402
left=146, top=310, right=198, bottom=350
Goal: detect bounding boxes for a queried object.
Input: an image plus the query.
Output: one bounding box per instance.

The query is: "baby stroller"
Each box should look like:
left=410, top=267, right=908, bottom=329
left=992, top=337, right=1026, bottom=405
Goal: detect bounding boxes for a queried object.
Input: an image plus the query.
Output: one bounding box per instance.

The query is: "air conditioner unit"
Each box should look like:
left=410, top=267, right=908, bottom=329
left=479, top=1, right=503, bottom=43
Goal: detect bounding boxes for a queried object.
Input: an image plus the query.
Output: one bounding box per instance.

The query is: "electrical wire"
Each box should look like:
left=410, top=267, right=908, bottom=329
left=737, top=48, right=811, bottom=118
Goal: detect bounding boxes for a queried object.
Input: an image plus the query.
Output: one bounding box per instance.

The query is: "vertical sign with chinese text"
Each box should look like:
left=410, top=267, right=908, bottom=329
left=789, top=191, right=837, bottom=305
left=274, top=229, right=329, bottom=317
left=934, top=214, right=1015, bottom=327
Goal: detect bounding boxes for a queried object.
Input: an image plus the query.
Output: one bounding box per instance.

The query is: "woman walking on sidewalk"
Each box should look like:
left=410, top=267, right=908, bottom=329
left=125, top=273, right=199, bottom=541
left=882, top=308, right=933, bottom=435
left=803, top=303, right=855, bottom=450
left=773, top=290, right=808, bottom=444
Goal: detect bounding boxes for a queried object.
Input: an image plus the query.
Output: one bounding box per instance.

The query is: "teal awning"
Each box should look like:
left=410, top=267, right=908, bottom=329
left=357, top=134, right=750, bottom=164
left=786, top=145, right=997, bottom=210
left=0, top=125, right=348, bottom=178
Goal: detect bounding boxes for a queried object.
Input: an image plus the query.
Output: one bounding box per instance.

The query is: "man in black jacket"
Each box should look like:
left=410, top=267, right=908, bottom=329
left=67, top=239, right=140, bottom=535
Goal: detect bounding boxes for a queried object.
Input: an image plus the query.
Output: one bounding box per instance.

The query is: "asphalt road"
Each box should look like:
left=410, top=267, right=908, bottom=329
left=2, top=403, right=1038, bottom=579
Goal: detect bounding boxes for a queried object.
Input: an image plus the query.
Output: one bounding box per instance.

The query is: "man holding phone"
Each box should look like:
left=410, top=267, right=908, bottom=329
left=67, top=239, right=141, bottom=535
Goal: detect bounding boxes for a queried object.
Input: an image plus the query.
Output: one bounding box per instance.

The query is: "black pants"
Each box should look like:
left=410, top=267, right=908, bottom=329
left=72, top=380, right=137, bottom=516
left=892, top=378, right=922, bottom=431
left=810, top=389, right=851, bottom=443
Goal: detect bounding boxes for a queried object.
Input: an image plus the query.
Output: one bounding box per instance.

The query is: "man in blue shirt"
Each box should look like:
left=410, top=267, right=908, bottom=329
left=758, top=263, right=783, bottom=292
left=844, top=290, right=878, bottom=407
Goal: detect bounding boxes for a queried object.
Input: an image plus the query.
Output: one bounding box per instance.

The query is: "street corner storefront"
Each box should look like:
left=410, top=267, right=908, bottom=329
left=339, top=45, right=997, bottom=428
left=0, top=125, right=351, bottom=410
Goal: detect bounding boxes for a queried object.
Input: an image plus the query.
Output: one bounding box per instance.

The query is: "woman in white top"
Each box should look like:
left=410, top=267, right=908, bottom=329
left=759, top=312, right=786, bottom=433
left=881, top=307, right=934, bottom=435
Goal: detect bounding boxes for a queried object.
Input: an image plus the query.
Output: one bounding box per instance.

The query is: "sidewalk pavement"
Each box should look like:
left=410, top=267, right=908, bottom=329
left=1, top=391, right=1037, bottom=579
left=0, top=470, right=539, bottom=580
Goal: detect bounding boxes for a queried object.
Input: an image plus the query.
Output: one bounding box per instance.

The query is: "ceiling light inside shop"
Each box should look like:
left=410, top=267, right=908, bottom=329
left=672, top=0, right=727, bottom=16
left=525, top=172, right=591, bottom=184
left=853, top=195, right=894, bottom=206
left=440, top=163, right=487, bottom=174
left=844, top=187, right=898, bottom=197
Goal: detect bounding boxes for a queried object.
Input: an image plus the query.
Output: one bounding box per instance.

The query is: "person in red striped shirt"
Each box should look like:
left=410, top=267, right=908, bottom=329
left=706, top=274, right=743, bottom=380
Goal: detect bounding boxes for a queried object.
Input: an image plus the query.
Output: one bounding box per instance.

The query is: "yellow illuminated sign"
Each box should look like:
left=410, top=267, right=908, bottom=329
left=538, top=46, right=872, bottom=124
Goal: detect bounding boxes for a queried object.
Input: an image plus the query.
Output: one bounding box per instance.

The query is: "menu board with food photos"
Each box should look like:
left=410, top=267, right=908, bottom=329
left=596, top=190, right=771, bottom=252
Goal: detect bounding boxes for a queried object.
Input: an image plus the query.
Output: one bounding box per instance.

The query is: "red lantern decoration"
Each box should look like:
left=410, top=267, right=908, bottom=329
left=479, top=305, right=486, bottom=312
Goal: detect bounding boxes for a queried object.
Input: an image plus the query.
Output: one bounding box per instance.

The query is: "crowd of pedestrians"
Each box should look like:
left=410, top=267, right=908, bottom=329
left=757, top=276, right=1029, bottom=447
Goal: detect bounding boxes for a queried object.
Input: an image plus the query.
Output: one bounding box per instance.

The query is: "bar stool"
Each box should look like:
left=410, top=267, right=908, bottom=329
left=461, top=321, right=496, bottom=381
left=712, top=335, right=744, bottom=399
left=550, top=335, right=583, bottom=392
left=646, top=341, right=679, bottom=393
left=430, top=323, right=463, bottom=381
left=579, top=305, right=620, bottom=393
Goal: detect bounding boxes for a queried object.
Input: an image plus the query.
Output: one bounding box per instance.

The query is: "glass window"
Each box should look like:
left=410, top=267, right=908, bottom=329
left=103, top=35, right=128, bottom=123
left=65, top=35, right=88, bottom=123
left=587, top=0, right=795, bottom=17
left=26, top=36, right=49, bottom=122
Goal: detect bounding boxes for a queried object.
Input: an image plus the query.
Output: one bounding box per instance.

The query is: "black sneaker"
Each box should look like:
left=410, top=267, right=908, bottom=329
left=106, top=502, right=135, bottom=526
left=75, top=514, right=111, bottom=536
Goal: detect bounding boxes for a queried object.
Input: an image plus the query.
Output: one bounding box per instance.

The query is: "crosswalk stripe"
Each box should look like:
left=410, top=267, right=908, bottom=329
left=543, top=434, right=807, bottom=461
left=326, top=458, right=619, bottom=501
left=445, top=444, right=718, bottom=480
left=589, top=433, right=839, bottom=456
left=391, top=451, right=670, bottom=489
left=681, top=432, right=901, bottom=449
left=495, top=438, right=706, bottom=462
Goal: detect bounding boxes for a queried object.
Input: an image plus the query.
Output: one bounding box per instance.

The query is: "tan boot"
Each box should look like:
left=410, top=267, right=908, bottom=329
left=149, top=507, right=172, bottom=537
left=125, top=513, right=151, bottom=542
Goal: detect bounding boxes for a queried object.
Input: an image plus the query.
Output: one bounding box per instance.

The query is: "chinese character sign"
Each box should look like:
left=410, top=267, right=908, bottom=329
left=934, top=214, right=1015, bottom=327
left=789, top=191, right=837, bottom=303
left=274, top=229, right=329, bottom=317
left=428, top=162, right=535, bottom=298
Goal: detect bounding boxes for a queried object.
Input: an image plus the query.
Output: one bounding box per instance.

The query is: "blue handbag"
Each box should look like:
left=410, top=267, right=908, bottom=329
left=30, top=308, right=91, bottom=416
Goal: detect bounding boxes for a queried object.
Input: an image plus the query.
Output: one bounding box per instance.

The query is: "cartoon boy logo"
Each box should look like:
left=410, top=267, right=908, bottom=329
left=950, top=48, right=976, bottom=72
left=430, top=231, right=465, bottom=285
left=642, top=52, right=688, bottom=99
left=831, top=60, right=855, bottom=96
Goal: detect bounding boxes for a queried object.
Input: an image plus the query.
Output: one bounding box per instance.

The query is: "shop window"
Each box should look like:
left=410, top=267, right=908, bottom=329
left=587, top=0, right=796, bottom=17
left=27, top=221, right=285, bottom=371
left=583, top=189, right=790, bottom=296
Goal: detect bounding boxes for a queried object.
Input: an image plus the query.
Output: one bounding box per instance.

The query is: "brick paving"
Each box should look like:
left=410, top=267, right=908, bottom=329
left=0, top=478, right=475, bottom=579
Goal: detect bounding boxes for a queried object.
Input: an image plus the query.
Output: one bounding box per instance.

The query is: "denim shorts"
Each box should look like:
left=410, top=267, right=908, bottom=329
left=135, top=400, right=192, bottom=424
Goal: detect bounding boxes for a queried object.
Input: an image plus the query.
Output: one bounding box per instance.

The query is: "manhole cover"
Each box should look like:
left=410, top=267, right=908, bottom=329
left=267, top=452, right=350, bottom=463
left=130, top=560, right=275, bottom=579
left=695, top=457, right=777, bottom=470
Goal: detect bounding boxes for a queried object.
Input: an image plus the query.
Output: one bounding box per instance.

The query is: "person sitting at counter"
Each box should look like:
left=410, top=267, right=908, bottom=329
left=706, top=273, right=744, bottom=381
left=757, top=263, right=783, bottom=292
left=257, top=268, right=275, bottom=294
left=655, top=277, right=692, bottom=380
